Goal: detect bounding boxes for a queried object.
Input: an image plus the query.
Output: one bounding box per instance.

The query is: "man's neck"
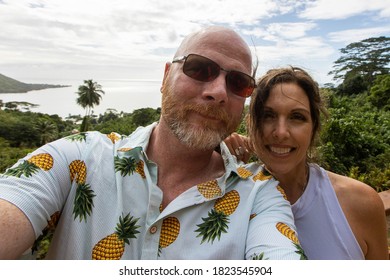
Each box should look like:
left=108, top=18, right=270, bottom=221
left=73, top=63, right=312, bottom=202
left=146, top=122, right=225, bottom=208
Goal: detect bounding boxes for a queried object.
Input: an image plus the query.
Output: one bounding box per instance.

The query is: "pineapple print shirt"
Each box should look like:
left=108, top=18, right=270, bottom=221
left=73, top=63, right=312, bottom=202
left=0, top=123, right=304, bottom=260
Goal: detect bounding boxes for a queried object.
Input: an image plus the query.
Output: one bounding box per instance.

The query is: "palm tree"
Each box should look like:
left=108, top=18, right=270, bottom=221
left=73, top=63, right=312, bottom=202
left=34, top=119, right=58, bottom=145
left=76, top=79, right=105, bottom=131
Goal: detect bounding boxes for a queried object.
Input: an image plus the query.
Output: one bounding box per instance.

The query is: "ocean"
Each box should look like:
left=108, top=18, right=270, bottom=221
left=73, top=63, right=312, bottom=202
left=0, top=79, right=162, bottom=118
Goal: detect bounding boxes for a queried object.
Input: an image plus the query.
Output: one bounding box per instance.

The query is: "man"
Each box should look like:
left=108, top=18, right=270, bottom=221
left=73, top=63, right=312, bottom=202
left=0, top=26, right=303, bottom=259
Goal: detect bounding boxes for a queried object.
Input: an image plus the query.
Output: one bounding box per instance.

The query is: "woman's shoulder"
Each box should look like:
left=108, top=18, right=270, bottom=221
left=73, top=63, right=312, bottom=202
left=325, top=170, right=388, bottom=259
left=326, top=171, right=384, bottom=215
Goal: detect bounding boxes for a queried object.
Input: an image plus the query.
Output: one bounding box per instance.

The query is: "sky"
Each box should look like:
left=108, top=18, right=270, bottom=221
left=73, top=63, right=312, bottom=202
left=1, top=0, right=389, bottom=87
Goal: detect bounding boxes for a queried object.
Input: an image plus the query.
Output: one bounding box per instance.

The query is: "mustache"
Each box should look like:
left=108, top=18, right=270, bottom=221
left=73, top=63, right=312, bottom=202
left=183, top=104, right=230, bottom=124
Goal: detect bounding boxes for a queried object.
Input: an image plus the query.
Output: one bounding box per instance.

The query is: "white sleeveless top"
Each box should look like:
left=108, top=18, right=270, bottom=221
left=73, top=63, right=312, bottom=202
left=292, top=164, right=364, bottom=260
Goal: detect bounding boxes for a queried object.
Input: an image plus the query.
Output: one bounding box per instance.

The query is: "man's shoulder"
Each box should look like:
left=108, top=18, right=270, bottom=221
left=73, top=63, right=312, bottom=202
left=68, top=123, right=158, bottom=147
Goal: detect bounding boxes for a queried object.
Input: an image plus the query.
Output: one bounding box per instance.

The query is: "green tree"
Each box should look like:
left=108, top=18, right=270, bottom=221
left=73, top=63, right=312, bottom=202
left=0, top=111, right=39, bottom=146
left=329, top=36, right=390, bottom=92
left=318, top=91, right=389, bottom=190
left=76, top=79, right=105, bottom=132
left=131, top=108, right=160, bottom=127
left=0, top=138, right=34, bottom=173
left=338, top=73, right=368, bottom=95
left=34, top=119, right=58, bottom=145
left=369, top=74, right=390, bottom=110
left=93, top=108, right=161, bottom=135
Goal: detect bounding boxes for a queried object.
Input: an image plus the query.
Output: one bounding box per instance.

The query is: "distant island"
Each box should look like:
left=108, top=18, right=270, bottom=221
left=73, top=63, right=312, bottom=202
left=0, top=73, right=70, bottom=93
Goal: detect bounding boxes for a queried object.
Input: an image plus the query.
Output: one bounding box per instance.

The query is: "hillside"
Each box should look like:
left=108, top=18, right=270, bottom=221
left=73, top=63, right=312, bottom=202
left=0, top=73, right=69, bottom=93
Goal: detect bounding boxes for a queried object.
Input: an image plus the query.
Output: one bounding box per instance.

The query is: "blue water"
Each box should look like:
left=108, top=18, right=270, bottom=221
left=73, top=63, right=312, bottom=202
left=0, top=79, right=162, bottom=118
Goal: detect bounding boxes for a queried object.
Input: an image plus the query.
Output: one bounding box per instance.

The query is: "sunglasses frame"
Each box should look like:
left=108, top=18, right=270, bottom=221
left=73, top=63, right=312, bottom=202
left=172, top=53, right=255, bottom=98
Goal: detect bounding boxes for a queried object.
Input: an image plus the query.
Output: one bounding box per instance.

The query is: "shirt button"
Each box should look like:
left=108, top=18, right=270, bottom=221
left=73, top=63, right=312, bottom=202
left=150, top=226, right=158, bottom=234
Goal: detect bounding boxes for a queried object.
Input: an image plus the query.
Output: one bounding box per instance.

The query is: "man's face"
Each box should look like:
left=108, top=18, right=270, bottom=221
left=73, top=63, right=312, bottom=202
left=161, top=79, right=243, bottom=150
left=160, top=31, right=252, bottom=150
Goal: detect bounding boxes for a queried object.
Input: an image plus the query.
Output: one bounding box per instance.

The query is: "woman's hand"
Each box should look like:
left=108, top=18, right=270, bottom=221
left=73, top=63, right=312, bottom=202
left=224, top=133, right=252, bottom=163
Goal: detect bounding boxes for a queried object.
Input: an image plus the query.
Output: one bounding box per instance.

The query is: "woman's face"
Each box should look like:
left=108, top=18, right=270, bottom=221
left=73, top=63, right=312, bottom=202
left=257, top=82, right=313, bottom=176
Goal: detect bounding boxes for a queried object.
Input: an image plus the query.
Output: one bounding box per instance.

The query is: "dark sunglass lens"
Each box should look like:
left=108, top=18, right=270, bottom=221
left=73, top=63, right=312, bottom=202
left=183, top=55, right=219, bottom=82
left=227, top=71, right=254, bottom=97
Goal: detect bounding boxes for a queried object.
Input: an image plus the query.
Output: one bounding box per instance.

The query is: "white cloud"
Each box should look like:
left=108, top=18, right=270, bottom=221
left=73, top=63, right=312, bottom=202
left=254, top=36, right=334, bottom=73
left=0, top=0, right=387, bottom=85
left=244, top=20, right=335, bottom=83
left=299, top=0, right=390, bottom=20
left=0, top=0, right=291, bottom=71
left=247, top=21, right=317, bottom=40
left=328, top=26, right=390, bottom=44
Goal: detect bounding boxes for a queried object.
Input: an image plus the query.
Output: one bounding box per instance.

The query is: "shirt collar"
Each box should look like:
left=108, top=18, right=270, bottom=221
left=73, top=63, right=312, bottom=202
left=118, top=122, right=247, bottom=180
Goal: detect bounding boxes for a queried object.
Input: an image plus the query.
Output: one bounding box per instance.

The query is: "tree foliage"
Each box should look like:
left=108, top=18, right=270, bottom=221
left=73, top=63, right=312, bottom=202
left=0, top=110, right=75, bottom=146
left=0, top=107, right=162, bottom=173
left=93, top=107, right=160, bottom=135
left=317, top=92, right=389, bottom=191
left=316, top=37, right=389, bottom=191
left=369, top=74, right=390, bottom=110
left=0, top=138, right=34, bottom=172
left=76, top=79, right=105, bottom=131
left=34, top=119, right=58, bottom=145
left=0, top=75, right=388, bottom=192
left=329, top=36, right=390, bottom=94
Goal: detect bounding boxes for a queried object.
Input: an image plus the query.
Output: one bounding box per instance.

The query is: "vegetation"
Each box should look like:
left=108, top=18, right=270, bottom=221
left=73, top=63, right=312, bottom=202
left=0, top=36, right=389, bottom=194
left=1, top=36, right=389, bottom=258
left=76, top=79, right=105, bottom=132
left=0, top=107, right=161, bottom=172
left=320, top=36, right=389, bottom=191
left=317, top=90, right=389, bottom=192
left=329, top=36, right=389, bottom=95
left=0, top=73, right=69, bottom=93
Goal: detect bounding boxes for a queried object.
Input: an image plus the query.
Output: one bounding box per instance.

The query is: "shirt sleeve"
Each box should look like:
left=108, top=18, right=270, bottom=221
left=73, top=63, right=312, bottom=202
left=245, top=179, right=306, bottom=260
left=0, top=134, right=91, bottom=238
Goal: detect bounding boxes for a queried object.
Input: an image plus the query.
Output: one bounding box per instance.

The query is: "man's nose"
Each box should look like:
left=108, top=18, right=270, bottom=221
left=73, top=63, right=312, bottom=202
left=201, top=73, right=228, bottom=104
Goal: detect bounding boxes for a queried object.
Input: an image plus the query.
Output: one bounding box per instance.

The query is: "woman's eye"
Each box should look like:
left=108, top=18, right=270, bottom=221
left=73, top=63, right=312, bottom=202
left=263, top=111, right=275, bottom=119
left=291, top=113, right=307, bottom=121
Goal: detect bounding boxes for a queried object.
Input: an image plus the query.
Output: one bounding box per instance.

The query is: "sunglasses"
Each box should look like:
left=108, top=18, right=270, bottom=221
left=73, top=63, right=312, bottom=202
left=172, top=54, right=255, bottom=98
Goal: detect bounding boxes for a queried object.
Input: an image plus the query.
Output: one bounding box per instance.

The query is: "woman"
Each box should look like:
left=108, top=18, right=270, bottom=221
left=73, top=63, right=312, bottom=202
left=225, top=66, right=388, bottom=259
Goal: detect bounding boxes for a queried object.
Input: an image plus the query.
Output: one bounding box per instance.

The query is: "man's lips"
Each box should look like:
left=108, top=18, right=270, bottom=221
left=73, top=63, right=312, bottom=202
left=190, top=109, right=228, bottom=124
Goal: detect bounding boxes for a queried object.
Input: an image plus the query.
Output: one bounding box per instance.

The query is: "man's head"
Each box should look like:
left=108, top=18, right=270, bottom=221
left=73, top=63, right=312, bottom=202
left=160, top=26, right=254, bottom=151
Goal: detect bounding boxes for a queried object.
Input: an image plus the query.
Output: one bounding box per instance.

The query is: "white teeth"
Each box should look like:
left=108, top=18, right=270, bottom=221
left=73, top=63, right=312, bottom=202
left=270, top=146, right=292, bottom=154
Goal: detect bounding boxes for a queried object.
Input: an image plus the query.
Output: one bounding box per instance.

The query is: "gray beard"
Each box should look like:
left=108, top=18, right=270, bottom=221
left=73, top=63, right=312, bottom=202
left=168, top=119, right=226, bottom=151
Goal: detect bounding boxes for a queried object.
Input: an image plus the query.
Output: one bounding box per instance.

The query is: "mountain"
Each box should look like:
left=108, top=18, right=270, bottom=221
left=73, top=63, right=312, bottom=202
left=0, top=73, right=70, bottom=93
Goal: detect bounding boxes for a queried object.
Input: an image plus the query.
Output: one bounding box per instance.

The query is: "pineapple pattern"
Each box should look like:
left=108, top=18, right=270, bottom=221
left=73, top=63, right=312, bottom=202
left=253, top=167, right=273, bottom=181
left=236, top=166, right=253, bottom=178
left=73, top=183, right=96, bottom=222
left=118, top=147, right=133, bottom=152
left=197, top=180, right=222, bottom=199
left=276, top=222, right=307, bottom=260
left=69, top=160, right=87, bottom=184
left=92, top=213, right=140, bottom=260
left=195, top=190, right=240, bottom=244
left=251, top=252, right=268, bottom=260
left=0, top=125, right=303, bottom=259
left=135, top=160, right=146, bottom=179
left=32, top=211, right=61, bottom=259
left=4, top=153, right=54, bottom=178
left=69, top=159, right=95, bottom=222
left=114, top=155, right=146, bottom=179
left=277, top=186, right=288, bottom=201
left=158, top=217, right=180, bottom=256
left=107, top=132, right=120, bottom=143
left=65, top=132, right=87, bottom=142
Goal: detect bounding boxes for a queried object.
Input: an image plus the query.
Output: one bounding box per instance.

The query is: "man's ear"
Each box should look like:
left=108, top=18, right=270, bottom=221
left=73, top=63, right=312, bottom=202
left=160, top=62, right=171, bottom=93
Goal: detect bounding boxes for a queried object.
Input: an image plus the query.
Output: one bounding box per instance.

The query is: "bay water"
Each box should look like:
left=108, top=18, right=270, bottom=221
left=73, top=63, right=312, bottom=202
left=0, top=79, right=162, bottom=118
